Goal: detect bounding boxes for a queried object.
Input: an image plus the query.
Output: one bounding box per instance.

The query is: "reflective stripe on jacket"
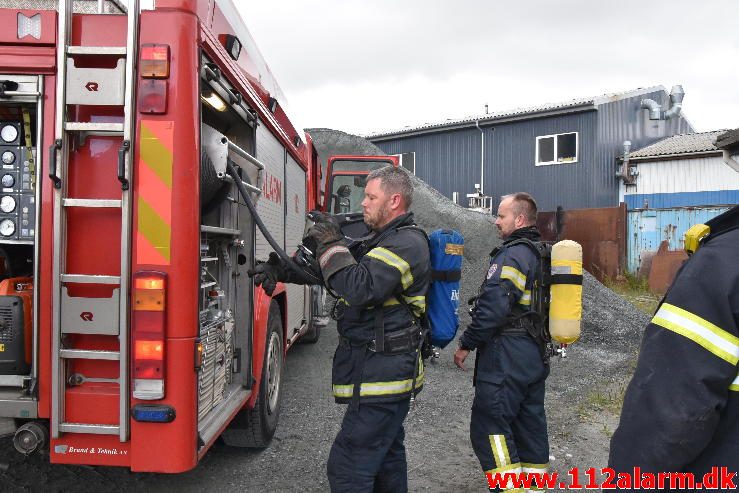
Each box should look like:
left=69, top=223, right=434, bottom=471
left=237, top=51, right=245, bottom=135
left=327, top=212, right=431, bottom=404
left=609, top=222, right=739, bottom=476
left=459, top=229, right=541, bottom=353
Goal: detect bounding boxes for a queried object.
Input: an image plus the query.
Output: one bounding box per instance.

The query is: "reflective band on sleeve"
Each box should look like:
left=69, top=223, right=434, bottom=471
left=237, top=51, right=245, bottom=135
left=402, top=294, right=427, bottom=315
left=366, top=247, right=414, bottom=289
left=652, top=303, right=739, bottom=365
left=518, top=290, right=531, bottom=306
left=501, top=266, right=526, bottom=292
left=319, top=245, right=351, bottom=268
left=730, top=373, right=739, bottom=392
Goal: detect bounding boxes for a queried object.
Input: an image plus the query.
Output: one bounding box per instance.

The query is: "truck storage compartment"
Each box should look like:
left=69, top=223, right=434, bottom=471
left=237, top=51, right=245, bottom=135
left=0, top=77, right=39, bottom=382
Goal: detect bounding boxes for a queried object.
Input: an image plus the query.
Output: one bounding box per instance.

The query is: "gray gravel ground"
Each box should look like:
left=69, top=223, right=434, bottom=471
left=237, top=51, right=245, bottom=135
left=0, top=272, right=649, bottom=492
left=0, top=129, right=652, bottom=490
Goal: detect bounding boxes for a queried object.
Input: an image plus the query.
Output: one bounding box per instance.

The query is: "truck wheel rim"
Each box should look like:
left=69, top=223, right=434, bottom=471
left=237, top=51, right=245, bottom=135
left=265, top=331, right=282, bottom=414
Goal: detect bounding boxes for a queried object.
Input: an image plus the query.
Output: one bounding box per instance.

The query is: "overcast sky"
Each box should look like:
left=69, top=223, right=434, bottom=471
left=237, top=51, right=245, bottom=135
left=238, top=0, right=739, bottom=136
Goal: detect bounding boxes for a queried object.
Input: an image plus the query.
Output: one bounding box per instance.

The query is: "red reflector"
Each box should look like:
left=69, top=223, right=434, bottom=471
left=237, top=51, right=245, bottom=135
left=140, top=44, right=169, bottom=78
left=138, top=79, right=168, bottom=114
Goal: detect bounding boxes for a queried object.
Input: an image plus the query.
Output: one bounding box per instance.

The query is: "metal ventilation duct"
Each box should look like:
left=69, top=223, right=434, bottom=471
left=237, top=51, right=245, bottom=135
left=641, top=85, right=684, bottom=120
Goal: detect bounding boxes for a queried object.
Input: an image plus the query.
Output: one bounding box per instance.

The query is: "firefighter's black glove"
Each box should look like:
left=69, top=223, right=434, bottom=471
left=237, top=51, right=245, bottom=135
left=248, top=252, right=287, bottom=296
left=306, top=222, right=344, bottom=257
left=305, top=221, right=356, bottom=281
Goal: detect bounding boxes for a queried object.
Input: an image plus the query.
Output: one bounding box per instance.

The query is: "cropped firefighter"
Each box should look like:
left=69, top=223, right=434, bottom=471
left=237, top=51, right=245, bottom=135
left=251, top=166, right=430, bottom=493
left=454, top=192, right=550, bottom=491
left=609, top=205, right=739, bottom=482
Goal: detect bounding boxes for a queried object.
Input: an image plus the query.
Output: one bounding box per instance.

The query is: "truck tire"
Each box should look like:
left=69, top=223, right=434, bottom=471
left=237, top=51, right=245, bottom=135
left=222, top=301, right=283, bottom=448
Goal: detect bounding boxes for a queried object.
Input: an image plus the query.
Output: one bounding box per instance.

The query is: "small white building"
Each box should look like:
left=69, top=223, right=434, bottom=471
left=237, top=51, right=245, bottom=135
left=621, top=130, right=739, bottom=273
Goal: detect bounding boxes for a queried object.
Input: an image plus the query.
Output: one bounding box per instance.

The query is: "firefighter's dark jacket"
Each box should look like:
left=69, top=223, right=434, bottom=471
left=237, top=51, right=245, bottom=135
left=321, top=212, right=431, bottom=404
left=458, top=227, right=541, bottom=376
left=609, top=208, right=739, bottom=476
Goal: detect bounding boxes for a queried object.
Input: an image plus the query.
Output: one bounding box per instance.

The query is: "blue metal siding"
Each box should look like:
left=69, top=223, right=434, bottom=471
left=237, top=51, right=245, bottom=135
left=597, top=90, right=693, bottom=206
left=626, top=206, right=731, bottom=273
left=484, top=111, right=598, bottom=211
left=375, top=128, right=482, bottom=202
left=373, top=89, right=694, bottom=211
left=625, top=190, right=739, bottom=209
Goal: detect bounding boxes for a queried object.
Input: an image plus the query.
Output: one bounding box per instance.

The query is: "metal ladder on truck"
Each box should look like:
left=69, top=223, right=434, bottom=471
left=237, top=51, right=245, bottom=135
left=50, top=0, right=140, bottom=442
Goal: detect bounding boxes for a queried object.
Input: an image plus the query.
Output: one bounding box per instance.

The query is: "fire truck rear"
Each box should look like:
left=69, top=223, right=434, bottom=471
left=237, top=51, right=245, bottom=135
left=0, top=0, right=325, bottom=472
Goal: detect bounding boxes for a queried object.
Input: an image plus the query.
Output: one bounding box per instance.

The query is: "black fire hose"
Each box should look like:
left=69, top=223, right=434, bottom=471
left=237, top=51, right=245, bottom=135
left=226, top=160, right=322, bottom=285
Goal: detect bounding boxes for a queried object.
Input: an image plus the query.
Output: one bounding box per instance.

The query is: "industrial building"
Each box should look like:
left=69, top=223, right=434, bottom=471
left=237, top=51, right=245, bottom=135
left=367, top=86, right=693, bottom=212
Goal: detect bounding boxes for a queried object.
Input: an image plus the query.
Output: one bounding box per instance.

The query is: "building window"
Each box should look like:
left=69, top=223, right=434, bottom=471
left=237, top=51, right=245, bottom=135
left=535, top=132, right=578, bottom=166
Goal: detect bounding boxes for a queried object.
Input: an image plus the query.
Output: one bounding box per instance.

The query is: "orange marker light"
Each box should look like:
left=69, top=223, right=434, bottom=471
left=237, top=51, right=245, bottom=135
left=140, top=44, right=170, bottom=79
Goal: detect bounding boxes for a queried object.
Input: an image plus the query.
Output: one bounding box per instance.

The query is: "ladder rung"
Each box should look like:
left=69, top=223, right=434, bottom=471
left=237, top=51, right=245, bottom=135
left=60, top=349, right=120, bottom=361
left=65, top=122, right=124, bottom=133
left=67, top=46, right=127, bottom=56
left=61, top=274, right=121, bottom=285
left=63, top=199, right=122, bottom=208
left=60, top=423, right=119, bottom=435
left=200, top=226, right=241, bottom=236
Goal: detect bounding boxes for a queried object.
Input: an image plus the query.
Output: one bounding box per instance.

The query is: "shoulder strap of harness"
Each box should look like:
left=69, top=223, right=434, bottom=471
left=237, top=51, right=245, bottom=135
left=369, top=224, right=426, bottom=353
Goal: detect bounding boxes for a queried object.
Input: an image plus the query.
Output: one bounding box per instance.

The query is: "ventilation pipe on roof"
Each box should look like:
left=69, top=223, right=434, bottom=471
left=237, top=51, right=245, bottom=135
left=616, top=140, right=636, bottom=184
left=640, top=85, right=685, bottom=120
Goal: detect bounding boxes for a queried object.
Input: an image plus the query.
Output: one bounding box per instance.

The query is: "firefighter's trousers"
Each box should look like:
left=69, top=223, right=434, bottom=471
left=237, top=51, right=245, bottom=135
left=327, top=398, right=411, bottom=493
left=470, top=335, right=550, bottom=491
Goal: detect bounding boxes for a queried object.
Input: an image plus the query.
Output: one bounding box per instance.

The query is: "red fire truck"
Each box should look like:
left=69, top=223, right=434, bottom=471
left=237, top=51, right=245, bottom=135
left=0, top=0, right=327, bottom=472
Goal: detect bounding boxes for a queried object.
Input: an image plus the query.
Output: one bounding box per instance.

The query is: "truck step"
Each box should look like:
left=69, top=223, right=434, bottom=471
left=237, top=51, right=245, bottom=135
left=63, top=199, right=122, bottom=208
left=59, top=423, right=119, bottom=435
left=64, top=122, right=124, bottom=134
left=61, top=274, right=121, bottom=285
left=60, top=349, right=120, bottom=361
left=67, top=46, right=127, bottom=56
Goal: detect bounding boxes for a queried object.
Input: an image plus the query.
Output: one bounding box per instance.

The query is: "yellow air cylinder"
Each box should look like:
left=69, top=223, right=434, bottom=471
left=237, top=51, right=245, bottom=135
left=549, top=240, right=583, bottom=344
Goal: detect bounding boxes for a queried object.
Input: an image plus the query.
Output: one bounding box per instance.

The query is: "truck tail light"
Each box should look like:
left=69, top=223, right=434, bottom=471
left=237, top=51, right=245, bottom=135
left=138, top=44, right=169, bottom=114
left=140, top=44, right=170, bottom=79
left=132, top=271, right=166, bottom=400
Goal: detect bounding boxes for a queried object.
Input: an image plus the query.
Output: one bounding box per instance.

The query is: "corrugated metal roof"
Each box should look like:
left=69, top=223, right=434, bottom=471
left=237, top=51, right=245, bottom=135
left=365, top=86, right=666, bottom=140
left=628, top=130, right=726, bottom=159
left=715, top=128, right=739, bottom=150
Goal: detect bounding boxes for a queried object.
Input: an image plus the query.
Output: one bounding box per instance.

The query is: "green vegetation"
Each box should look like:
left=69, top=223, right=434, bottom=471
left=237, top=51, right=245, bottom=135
left=577, top=384, right=628, bottom=422
left=576, top=383, right=630, bottom=439
left=604, top=272, right=661, bottom=315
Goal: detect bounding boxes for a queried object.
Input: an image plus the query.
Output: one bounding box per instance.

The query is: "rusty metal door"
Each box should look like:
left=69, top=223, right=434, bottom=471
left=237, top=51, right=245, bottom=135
left=537, top=204, right=626, bottom=282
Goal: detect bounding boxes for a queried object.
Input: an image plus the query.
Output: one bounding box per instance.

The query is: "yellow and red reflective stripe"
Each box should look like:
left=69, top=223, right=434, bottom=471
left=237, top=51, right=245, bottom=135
left=137, top=121, right=173, bottom=265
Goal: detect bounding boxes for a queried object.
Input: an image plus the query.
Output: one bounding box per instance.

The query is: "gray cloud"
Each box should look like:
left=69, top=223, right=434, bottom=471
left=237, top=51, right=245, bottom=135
left=240, top=0, right=739, bottom=133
